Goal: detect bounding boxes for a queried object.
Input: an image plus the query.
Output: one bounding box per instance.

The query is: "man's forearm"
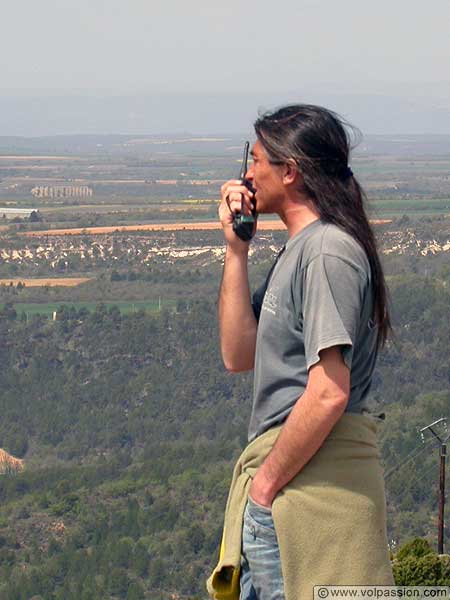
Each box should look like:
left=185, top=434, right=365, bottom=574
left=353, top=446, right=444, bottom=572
left=219, top=245, right=257, bottom=371
left=251, top=389, right=347, bottom=503
left=250, top=348, right=350, bottom=505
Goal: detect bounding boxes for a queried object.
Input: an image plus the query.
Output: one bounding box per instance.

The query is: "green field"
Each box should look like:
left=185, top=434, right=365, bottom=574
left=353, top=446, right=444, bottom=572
left=368, top=197, right=450, bottom=217
left=1, top=299, right=177, bottom=317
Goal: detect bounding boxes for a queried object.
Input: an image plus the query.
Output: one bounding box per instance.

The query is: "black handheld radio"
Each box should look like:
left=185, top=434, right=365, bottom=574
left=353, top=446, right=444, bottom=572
left=232, top=141, right=257, bottom=242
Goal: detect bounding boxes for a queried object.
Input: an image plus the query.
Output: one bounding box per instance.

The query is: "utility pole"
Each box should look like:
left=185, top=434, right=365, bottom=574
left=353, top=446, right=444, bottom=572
left=419, top=417, right=449, bottom=554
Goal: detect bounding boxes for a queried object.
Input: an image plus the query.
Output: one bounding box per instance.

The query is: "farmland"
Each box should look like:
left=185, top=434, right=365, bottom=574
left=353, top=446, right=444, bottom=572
left=1, top=134, right=449, bottom=233
left=21, top=219, right=289, bottom=237
left=0, top=134, right=449, bottom=311
left=1, top=299, right=175, bottom=317
left=0, top=277, right=91, bottom=287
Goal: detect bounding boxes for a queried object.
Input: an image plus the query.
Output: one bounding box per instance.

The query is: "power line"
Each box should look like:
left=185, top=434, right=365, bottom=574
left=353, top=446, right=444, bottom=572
left=385, top=437, right=434, bottom=481
left=391, top=462, right=436, bottom=506
left=419, top=417, right=449, bottom=554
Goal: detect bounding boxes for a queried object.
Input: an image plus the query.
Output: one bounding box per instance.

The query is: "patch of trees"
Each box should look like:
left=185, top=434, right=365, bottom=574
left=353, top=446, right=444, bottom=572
left=0, top=244, right=448, bottom=596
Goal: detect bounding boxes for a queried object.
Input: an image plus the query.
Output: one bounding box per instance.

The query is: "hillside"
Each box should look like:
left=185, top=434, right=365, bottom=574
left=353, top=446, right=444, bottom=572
left=0, top=228, right=449, bottom=597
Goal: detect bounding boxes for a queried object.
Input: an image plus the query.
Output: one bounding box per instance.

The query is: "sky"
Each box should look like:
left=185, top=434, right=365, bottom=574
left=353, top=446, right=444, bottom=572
left=1, top=0, right=449, bottom=135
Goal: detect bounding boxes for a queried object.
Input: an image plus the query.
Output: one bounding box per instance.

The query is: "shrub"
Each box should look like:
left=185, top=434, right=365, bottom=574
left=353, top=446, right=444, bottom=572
left=393, top=538, right=450, bottom=584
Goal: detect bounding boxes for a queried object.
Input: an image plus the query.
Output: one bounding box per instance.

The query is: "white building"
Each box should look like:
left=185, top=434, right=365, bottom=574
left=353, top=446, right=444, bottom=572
left=0, top=207, right=40, bottom=220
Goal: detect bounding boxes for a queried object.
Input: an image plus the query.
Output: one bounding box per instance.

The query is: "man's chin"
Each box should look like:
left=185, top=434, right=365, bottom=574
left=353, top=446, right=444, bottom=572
left=256, top=206, right=274, bottom=216
left=254, top=197, right=276, bottom=216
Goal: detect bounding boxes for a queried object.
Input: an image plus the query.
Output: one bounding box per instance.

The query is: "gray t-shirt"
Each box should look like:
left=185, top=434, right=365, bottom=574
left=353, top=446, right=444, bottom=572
left=248, top=219, right=378, bottom=441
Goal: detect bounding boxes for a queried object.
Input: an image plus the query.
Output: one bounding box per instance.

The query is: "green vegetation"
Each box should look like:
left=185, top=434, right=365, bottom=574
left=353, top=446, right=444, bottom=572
left=0, top=299, right=176, bottom=318
left=393, top=539, right=450, bottom=584
left=0, top=301, right=250, bottom=598
left=368, top=197, right=450, bottom=217
left=0, top=241, right=448, bottom=596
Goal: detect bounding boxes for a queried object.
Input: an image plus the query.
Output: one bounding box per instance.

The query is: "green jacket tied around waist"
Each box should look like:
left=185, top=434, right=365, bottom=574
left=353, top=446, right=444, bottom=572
left=207, top=413, right=394, bottom=600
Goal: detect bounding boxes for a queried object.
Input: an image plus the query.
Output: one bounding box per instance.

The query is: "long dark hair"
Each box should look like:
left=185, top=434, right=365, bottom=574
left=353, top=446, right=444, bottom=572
left=254, top=104, right=391, bottom=348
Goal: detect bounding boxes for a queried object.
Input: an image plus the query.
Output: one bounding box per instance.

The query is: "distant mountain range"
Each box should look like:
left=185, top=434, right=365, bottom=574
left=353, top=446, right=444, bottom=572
left=1, top=89, right=450, bottom=136
left=1, top=132, right=450, bottom=158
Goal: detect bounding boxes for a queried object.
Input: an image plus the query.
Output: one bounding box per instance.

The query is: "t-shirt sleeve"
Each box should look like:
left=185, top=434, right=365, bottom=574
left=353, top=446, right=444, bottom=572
left=301, top=254, right=367, bottom=371
left=252, top=282, right=267, bottom=322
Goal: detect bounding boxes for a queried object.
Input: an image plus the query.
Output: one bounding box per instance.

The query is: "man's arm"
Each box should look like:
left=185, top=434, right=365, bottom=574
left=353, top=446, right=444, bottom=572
left=219, top=246, right=257, bottom=371
left=218, top=179, right=257, bottom=372
left=249, top=346, right=350, bottom=506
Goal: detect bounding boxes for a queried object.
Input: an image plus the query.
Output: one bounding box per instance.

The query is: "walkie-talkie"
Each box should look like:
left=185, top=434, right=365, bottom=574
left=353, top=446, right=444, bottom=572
left=232, top=141, right=257, bottom=241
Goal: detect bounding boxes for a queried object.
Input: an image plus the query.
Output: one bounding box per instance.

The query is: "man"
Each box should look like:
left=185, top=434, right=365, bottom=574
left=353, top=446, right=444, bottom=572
left=208, top=105, right=394, bottom=600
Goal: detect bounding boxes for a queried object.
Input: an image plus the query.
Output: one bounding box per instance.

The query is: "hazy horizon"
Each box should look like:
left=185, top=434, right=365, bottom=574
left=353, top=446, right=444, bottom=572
left=1, top=87, right=450, bottom=137
left=1, top=0, right=449, bottom=136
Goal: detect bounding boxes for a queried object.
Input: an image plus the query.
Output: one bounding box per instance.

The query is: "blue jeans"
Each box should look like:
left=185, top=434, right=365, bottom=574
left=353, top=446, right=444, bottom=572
left=239, top=495, right=285, bottom=600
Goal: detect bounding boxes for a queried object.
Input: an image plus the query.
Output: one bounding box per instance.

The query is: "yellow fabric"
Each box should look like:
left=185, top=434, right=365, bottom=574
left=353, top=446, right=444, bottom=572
left=207, top=413, right=394, bottom=600
left=210, top=534, right=241, bottom=600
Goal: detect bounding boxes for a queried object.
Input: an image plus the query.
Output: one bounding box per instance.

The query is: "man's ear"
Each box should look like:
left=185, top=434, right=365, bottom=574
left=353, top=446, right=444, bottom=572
left=282, top=159, right=299, bottom=186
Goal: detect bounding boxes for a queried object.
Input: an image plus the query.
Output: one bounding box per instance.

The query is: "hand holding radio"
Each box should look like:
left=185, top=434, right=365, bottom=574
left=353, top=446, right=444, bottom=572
left=219, top=141, right=257, bottom=245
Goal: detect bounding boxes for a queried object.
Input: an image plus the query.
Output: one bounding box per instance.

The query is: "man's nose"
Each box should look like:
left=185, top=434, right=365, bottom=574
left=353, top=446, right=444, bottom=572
left=245, top=165, right=254, bottom=180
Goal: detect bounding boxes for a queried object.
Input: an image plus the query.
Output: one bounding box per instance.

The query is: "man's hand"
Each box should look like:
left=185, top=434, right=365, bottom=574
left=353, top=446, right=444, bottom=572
left=219, top=179, right=256, bottom=248
left=249, top=475, right=276, bottom=509
left=249, top=346, right=350, bottom=508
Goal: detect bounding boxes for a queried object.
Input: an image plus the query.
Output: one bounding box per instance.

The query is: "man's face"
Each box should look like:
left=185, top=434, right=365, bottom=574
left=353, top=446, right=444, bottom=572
left=246, top=140, right=285, bottom=215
